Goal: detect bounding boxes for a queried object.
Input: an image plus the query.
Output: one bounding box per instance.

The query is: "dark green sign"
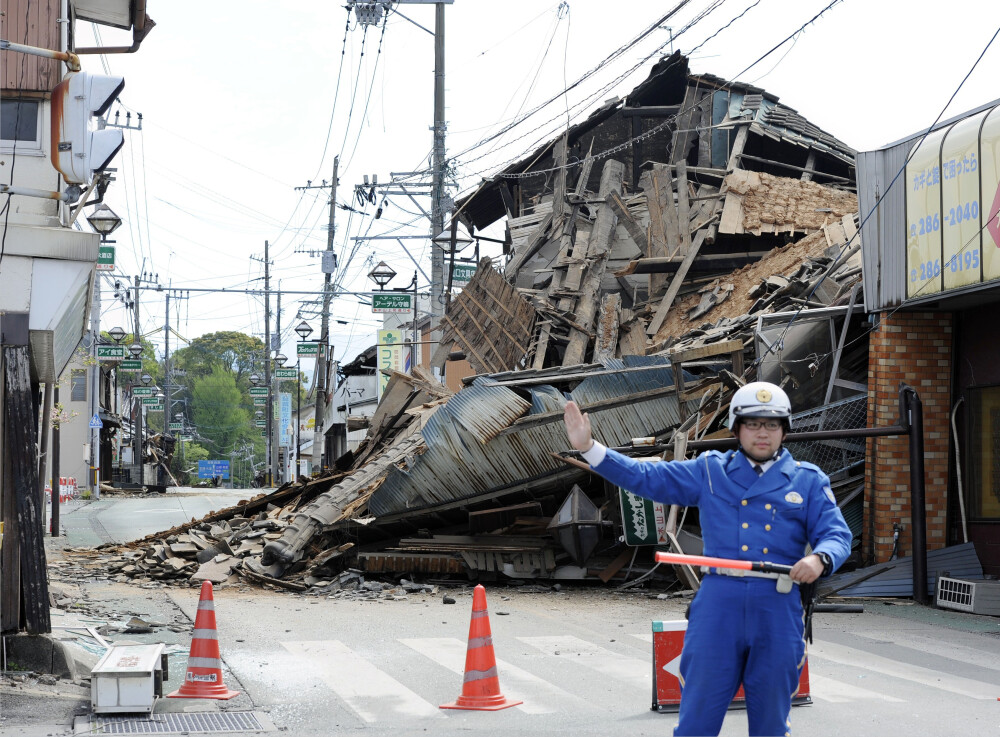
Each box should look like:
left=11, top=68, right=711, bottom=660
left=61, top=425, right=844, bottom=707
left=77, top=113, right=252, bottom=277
left=120, top=360, right=142, bottom=371
left=255, top=420, right=266, bottom=428
left=274, top=368, right=297, bottom=379
left=133, top=386, right=154, bottom=397
left=168, top=422, right=183, bottom=431
left=97, top=345, right=126, bottom=360
left=618, top=488, right=668, bottom=546
left=372, top=293, right=413, bottom=313
left=142, top=396, right=162, bottom=406
left=297, top=342, right=319, bottom=357
left=96, top=245, right=115, bottom=271
left=452, top=264, right=476, bottom=285
left=249, top=387, right=269, bottom=396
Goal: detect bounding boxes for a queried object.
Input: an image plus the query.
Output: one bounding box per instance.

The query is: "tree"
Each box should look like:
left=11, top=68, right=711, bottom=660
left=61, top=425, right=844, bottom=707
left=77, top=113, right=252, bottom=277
left=174, top=331, right=264, bottom=385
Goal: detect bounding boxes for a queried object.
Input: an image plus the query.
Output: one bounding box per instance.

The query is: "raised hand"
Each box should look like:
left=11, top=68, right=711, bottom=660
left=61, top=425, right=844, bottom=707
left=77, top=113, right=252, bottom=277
left=563, top=400, right=594, bottom=452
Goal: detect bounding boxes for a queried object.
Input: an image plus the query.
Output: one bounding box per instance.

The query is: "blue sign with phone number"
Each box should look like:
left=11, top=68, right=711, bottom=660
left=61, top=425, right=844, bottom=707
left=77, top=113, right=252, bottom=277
left=197, top=460, right=231, bottom=479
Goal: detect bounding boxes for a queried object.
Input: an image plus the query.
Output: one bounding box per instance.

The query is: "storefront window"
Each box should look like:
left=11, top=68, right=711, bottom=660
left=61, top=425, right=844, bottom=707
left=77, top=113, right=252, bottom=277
left=968, top=385, right=1000, bottom=519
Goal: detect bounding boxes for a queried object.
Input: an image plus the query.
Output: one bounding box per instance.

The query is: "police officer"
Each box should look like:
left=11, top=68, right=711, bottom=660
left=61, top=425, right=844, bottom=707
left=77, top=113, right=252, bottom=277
left=563, top=381, right=851, bottom=737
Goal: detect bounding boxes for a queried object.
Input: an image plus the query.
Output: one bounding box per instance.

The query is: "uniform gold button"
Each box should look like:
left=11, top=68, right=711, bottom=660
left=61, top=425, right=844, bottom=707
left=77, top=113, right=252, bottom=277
left=741, top=500, right=748, bottom=506
left=742, top=523, right=748, bottom=529
left=765, top=524, right=771, bottom=531
left=765, top=503, right=772, bottom=510
left=741, top=545, right=748, bottom=552
left=763, top=548, right=768, bottom=554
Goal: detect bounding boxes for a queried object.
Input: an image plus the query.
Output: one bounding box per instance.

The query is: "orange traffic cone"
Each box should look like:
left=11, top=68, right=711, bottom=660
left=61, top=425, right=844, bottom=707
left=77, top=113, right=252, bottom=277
left=440, top=584, right=522, bottom=711
left=168, top=581, right=239, bottom=700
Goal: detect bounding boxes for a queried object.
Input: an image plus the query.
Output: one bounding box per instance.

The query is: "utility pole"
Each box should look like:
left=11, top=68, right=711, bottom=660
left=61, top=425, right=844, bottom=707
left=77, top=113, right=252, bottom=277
left=262, top=240, right=274, bottom=486
left=132, top=275, right=142, bottom=487
left=430, top=1, right=447, bottom=339
left=273, top=286, right=283, bottom=484
left=298, top=157, right=339, bottom=472
left=164, top=290, right=171, bottom=444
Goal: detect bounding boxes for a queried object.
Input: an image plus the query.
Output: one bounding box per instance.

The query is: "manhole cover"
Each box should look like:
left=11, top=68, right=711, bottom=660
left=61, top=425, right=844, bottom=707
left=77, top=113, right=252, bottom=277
left=79, top=711, right=274, bottom=734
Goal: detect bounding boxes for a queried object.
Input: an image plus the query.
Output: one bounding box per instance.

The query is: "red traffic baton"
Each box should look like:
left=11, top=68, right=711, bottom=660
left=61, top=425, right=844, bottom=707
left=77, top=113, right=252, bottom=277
left=654, top=551, right=793, bottom=575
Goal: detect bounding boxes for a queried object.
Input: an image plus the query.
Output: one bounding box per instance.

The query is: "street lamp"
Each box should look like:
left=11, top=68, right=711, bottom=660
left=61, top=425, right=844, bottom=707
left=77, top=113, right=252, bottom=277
left=274, top=352, right=287, bottom=368
left=128, top=342, right=142, bottom=359
left=367, top=261, right=396, bottom=291
left=86, top=203, right=122, bottom=241
left=294, top=321, right=313, bottom=479
left=249, top=372, right=261, bottom=386
left=108, top=326, right=126, bottom=343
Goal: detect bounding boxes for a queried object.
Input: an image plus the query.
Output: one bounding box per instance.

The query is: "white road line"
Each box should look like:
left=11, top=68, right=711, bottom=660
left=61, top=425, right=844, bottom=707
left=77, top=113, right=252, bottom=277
left=400, top=636, right=587, bottom=714
left=281, top=640, right=444, bottom=722
left=807, top=673, right=906, bottom=703
left=809, top=640, right=1000, bottom=700
left=519, top=635, right=650, bottom=692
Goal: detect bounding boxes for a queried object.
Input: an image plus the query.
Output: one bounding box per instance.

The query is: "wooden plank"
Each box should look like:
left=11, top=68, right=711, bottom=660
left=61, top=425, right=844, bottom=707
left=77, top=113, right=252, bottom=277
left=598, top=548, right=635, bottom=583
left=441, top=313, right=494, bottom=372
left=573, top=138, right=596, bottom=197
left=801, top=149, right=817, bottom=182
left=646, top=230, right=707, bottom=337
left=455, top=299, right=507, bottom=372
left=667, top=338, right=745, bottom=363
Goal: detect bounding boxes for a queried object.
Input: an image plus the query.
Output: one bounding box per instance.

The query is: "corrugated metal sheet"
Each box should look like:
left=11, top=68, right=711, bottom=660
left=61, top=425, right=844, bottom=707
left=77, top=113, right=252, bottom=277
left=367, top=357, right=686, bottom=517
left=858, top=145, right=909, bottom=310
left=825, top=542, right=983, bottom=599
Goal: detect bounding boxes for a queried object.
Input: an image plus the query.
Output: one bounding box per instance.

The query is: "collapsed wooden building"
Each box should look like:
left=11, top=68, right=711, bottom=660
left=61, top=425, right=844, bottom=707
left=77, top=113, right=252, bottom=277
left=111, top=53, right=877, bottom=589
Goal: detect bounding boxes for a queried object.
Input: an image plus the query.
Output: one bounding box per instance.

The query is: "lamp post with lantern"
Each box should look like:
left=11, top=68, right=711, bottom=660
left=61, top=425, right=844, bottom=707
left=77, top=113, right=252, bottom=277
left=85, top=204, right=122, bottom=498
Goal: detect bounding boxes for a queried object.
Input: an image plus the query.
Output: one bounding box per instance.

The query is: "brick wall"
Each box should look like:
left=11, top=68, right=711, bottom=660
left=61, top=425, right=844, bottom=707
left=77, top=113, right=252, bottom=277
left=865, top=311, right=952, bottom=564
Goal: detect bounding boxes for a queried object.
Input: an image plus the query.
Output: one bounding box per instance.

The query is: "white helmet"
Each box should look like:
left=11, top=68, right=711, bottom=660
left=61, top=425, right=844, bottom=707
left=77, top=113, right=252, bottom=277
left=728, top=381, right=792, bottom=430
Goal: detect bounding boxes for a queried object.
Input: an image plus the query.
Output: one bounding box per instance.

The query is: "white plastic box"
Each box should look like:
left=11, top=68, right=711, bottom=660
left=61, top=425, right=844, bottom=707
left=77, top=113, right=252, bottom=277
left=936, top=576, right=1000, bottom=615
left=90, top=643, right=167, bottom=714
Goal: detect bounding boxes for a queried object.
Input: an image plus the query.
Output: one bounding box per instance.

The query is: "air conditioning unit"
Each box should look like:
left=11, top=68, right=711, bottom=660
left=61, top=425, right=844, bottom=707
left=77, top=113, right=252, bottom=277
left=936, top=576, right=1000, bottom=615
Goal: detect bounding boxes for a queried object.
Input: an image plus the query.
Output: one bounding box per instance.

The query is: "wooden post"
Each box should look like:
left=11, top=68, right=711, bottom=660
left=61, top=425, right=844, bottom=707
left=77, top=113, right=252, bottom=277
left=4, top=343, right=51, bottom=634
left=562, top=160, right=625, bottom=365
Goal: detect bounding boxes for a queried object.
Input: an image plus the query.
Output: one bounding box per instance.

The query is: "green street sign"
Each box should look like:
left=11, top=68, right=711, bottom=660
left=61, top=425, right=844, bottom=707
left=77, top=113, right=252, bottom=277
left=452, top=264, right=476, bottom=286
left=120, top=360, right=142, bottom=371
left=253, top=396, right=267, bottom=406
left=297, top=342, right=319, bottom=357
left=261, top=430, right=267, bottom=437
left=255, top=420, right=266, bottom=428
left=168, top=422, right=183, bottom=431
left=96, top=244, right=115, bottom=271
left=142, top=396, right=162, bottom=406
left=146, top=403, right=164, bottom=412
left=97, top=345, right=126, bottom=361
left=133, top=386, right=154, bottom=397
left=249, top=387, right=269, bottom=396
left=372, top=293, right=413, bottom=313
left=178, top=434, right=194, bottom=441
left=274, top=367, right=297, bottom=379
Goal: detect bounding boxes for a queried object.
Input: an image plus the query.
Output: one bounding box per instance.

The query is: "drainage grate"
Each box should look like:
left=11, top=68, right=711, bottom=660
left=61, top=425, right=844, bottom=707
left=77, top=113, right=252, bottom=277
left=88, top=711, right=267, bottom=734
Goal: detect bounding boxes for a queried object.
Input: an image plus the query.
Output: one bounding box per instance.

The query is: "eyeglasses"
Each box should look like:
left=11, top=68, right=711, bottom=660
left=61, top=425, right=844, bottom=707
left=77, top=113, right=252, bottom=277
left=741, top=419, right=783, bottom=431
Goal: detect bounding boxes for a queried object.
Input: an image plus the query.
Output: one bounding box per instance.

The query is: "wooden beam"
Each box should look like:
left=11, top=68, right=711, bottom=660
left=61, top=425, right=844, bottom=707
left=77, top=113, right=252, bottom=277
left=503, top=212, right=553, bottom=277
left=4, top=345, right=50, bottom=634
left=562, top=159, right=625, bottom=365
left=667, top=338, right=745, bottom=364
left=593, top=293, right=621, bottom=363
left=606, top=191, right=647, bottom=252
left=646, top=229, right=707, bottom=337
left=614, top=251, right=770, bottom=276
left=675, top=161, right=693, bottom=257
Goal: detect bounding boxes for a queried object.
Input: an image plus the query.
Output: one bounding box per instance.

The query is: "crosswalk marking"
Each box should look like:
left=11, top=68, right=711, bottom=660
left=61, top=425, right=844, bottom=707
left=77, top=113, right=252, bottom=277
left=281, top=640, right=444, bottom=722
left=518, top=635, right=651, bottom=692
left=807, top=673, right=906, bottom=703
left=279, top=630, right=997, bottom=724
left=809, top=640, right=999, bottom=700
left=400, top=636, right=587, bottom=714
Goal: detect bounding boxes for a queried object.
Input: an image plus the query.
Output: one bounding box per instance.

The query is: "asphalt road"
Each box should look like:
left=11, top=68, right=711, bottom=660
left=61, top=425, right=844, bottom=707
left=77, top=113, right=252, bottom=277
left=9, top=488, right=1000, bottom=737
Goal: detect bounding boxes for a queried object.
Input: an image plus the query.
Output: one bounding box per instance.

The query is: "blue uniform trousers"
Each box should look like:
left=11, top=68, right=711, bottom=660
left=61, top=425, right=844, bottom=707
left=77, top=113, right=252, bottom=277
left=675, top=575, right=805, bottom=737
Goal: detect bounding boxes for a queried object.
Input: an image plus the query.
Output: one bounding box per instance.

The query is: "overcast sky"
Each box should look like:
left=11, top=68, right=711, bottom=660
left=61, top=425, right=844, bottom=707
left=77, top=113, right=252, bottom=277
left=86, top=0, right=1000, bottom=370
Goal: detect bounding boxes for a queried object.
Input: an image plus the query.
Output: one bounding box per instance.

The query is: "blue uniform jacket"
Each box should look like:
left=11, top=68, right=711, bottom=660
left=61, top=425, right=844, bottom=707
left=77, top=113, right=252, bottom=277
left=594, top=447, right=851, bottom=571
